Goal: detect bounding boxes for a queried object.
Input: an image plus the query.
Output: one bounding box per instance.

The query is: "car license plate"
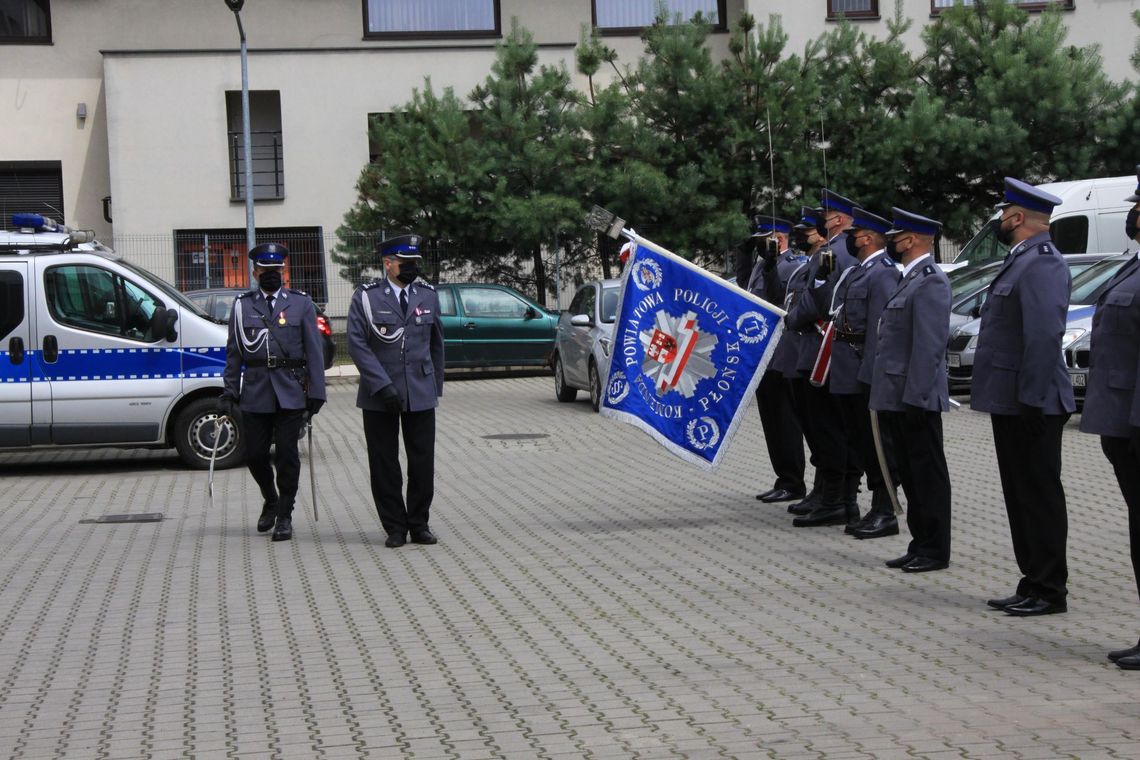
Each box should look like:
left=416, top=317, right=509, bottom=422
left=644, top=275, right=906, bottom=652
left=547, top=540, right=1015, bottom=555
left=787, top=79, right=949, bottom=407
left=947, top=354, right=961, bottom=368
left=1072, top=373, right=1086, bottom=387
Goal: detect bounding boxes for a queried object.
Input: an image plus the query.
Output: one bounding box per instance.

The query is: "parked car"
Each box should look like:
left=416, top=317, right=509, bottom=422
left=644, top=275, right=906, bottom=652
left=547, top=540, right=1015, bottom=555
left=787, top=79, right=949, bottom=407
left=184, top=287, right=336, bottom=370
left=552, top=279, right=621, bottom=411
left=433, top=283, right=558, bottom=369
left=945, top=253, right=1119, bottom=390
left=1061, top=253, right=1134, bottom=402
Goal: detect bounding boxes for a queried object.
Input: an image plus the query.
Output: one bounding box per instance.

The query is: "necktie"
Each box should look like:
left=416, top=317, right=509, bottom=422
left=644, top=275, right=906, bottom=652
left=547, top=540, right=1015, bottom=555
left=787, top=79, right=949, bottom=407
left=266, top=294, right=275, bottom=311
left=400, top=289, right=408, bottom=315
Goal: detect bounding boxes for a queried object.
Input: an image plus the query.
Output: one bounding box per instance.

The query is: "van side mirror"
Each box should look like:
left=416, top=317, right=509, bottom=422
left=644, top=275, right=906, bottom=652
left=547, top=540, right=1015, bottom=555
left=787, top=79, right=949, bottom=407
left=165, top=309, right=179, bottom=342
left=150, top=306, right=179, bottom=342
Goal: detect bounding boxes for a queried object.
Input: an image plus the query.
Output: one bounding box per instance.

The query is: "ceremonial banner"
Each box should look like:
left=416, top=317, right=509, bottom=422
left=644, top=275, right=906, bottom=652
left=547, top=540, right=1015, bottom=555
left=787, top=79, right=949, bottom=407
left=599, top=237, right=786, bottom=470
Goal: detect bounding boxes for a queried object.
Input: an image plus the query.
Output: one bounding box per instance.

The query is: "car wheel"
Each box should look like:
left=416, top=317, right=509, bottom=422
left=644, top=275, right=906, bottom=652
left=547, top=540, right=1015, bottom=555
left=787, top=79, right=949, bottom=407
left=589, top=360, right=602, bottom=413
left=554, top=354, right=577, bottom=402
left=173, top=397, right=243, bottom=470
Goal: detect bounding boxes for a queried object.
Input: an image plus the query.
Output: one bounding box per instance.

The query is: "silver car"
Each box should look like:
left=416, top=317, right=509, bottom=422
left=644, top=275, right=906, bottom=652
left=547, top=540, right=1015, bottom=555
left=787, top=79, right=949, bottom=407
left=552, top=279, right=621, bottom=411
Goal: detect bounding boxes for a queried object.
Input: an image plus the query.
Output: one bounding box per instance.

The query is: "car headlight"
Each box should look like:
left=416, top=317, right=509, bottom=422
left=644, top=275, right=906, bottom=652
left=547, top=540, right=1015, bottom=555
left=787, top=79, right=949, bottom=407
left=1062, top=327, right=1087, bottom=349
left=1069, top=332, right=1091, bottom=352
left=966, top=335, right=979, bottom=350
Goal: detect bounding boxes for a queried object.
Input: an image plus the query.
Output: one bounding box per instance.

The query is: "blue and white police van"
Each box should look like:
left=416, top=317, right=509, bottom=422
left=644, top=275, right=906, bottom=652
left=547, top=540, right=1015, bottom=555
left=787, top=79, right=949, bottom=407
left=0, top=214, right=240, bottom=468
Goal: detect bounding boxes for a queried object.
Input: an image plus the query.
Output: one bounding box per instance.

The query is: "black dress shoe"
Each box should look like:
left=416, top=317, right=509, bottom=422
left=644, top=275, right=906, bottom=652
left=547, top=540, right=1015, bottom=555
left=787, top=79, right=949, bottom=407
left=901, top=556, right=948, bottom=573
left=1108, top=640, right=1140, bottom=663
left=1003, top=597, right=1066, bottom=616
left=271, top=517, right=292, bottom=542
left=385, top=533, right=406, bottom=548
left=756, top=488, right=779, bottom=501
left=1116, top=652, right=1140, bottom=670
left=851, top=514, right=899, bottom=539
left=788, top=490, right=820, bottom=515
left=986, top=594, right=1027, bottom=610
left=410, top=529, right=438, bottom=545
left=256, top=508, right=276, bottom=533
left=792, top=503, right=848, bottom=527
left=885, top=553, right=914, bottom=569
left=759, top=488, right=805, bottom=503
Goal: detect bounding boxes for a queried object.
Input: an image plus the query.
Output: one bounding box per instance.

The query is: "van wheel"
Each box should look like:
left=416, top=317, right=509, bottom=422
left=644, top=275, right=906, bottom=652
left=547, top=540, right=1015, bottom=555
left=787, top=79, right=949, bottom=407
left=589, top=360, right=602, bottom=413
left=554, top=355, right=577, bottom=402
left=173, top=397, right=243, bottom=470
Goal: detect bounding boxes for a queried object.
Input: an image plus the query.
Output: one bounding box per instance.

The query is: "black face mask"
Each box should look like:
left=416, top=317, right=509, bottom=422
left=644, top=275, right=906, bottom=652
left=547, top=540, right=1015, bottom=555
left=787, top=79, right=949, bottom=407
left=815, top=219, right=829, bottom=238
left=396, top=261, right=419, bottom=285
left=792, top=232, right=811, bottom=253
left=1126, top=208, right=1140, bottom=241
left=886, top=239, right=900, bottom=260
left=258, top=270, right=282, bottom=292
left=994, top=216, right=1016, bottom=247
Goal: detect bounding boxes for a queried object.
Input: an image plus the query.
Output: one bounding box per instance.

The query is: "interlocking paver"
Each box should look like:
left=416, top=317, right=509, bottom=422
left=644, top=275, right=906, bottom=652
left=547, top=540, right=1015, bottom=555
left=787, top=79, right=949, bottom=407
left=2, top=377, right=1140, bottom=758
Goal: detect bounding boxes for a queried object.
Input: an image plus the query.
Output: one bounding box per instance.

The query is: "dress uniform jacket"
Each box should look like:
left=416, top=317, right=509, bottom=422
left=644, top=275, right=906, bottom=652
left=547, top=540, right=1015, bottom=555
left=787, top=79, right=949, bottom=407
left=1080, top=255, right=1140, bottom=437
left=769, top=258, right=810, bottom=378
left=223, top=288, right=327, bottom=413
left=869, top=258, right=951, bottom=412
left=786, top=234, right=860, bottom=375
left=971, top=232, right=1076, bottom=416
left=347, top=279, right=445, bottom=412
left=815, top=251, right=900, bottom=395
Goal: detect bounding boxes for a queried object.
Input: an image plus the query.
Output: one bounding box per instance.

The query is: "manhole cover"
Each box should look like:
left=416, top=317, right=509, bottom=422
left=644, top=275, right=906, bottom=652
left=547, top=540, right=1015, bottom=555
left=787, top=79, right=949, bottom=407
left=79, top=513, right=165, bottom=524
left=480, top=433, right=550, bottom=441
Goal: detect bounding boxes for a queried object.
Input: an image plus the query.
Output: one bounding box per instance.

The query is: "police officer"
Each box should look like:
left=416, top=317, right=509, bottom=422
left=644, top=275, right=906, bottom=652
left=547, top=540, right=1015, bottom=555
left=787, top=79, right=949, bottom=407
left=974, top=178, right=1076, bottom=616
left=741, top=217, right=809, bottom=503
left=785, top=189, right=861, bottom=527
left=870, top=209, right=953, bottom=572
left=768, top=208, right=826, bottom=512
left=820, top=207, right=902, bottom=539
left=1080, top=172, right=1140, bottom=666
left=218, top=243, right=327, bottom=542
left=347, top=234, right=445, bottom=548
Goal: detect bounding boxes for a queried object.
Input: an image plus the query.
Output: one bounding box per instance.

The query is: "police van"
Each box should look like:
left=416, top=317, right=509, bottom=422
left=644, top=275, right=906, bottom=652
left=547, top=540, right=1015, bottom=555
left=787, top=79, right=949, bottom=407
left=0, top=214, right=240, bottom=469
left=948, top=174, right=1135, bottom=270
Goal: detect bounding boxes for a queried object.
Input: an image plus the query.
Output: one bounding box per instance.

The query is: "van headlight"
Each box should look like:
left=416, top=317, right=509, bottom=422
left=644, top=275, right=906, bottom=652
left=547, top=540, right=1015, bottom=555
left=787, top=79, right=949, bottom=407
left=1062, top=327, right=1087, bottom=349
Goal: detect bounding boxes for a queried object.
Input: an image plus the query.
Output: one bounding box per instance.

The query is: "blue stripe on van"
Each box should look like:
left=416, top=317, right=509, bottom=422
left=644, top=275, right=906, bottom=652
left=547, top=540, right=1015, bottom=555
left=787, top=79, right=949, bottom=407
left=0, top=347, right=226, bottom=383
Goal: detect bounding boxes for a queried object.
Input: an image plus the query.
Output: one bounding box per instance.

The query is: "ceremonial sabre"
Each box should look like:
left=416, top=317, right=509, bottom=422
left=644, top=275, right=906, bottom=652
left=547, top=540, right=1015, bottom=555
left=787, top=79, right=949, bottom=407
left=207, top=414, right=225, bottom=510
left=307, top=417, right=318, bottom=522
left=869, top=410, right=903, bottom=515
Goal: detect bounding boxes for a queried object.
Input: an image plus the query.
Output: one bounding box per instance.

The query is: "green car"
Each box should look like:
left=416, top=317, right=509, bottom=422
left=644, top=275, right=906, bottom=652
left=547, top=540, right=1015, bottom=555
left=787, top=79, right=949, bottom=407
left=434, top=283, right=559, bottom=369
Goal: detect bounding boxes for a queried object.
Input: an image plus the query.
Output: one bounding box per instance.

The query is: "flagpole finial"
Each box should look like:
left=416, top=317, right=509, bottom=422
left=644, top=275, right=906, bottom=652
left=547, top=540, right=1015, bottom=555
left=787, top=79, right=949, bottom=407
left=586, top=205, right=628, bottom=240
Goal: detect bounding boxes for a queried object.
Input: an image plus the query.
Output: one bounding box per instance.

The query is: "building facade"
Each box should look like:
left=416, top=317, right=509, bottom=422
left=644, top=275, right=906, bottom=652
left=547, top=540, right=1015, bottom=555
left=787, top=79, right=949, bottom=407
left=0, top=0, right=1133, bottom=315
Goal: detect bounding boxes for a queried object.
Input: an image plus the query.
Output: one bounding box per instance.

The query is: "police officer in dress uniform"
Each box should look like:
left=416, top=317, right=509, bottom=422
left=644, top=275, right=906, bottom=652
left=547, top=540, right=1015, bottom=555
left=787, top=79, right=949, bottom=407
left=218, top=243, right=327, bottom=542
left=785, top=189, right=861, bottom=528
left=347, top=234, right=445, bottom=548
left=767, top=208, right=826, bottom=512
left=820, top=207, right=903, bottom=540
left=870, top=209, right=953, bottom=573
left=974, top=178, right=1076, bottom=616
left=739, top=217, right=809, bottom=503
left=1080, top=171, right=1140, bottom=667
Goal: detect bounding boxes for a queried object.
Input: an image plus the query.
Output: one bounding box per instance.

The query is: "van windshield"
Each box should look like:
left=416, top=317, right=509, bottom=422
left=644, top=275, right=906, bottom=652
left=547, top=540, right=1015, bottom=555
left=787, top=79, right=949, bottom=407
left=117, top=259, right=211, bottom=318
left=953, top=215, right=1010, bottom=268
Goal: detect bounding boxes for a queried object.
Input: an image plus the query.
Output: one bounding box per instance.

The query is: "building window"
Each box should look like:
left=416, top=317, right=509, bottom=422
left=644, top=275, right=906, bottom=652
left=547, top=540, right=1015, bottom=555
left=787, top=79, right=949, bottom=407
left=0, top=0, right=50, bottom=44
left=827, top=0, right=879, bottom=20
left=363, top=0, right=500, bottom=39
left=593, top=0, right=725, bottom=32
left=225, top=91, right=284, bottom=202
left=930, top=0, right=1073, bottom=13
left=173, top=227, right=328, bottom=305
left=0, top=161, right=63, bottom=228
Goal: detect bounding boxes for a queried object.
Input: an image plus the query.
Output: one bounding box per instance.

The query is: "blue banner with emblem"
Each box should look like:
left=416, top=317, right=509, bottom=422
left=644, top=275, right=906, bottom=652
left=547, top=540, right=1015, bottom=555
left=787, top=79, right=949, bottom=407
left=599, top=237, right=785, bottom=470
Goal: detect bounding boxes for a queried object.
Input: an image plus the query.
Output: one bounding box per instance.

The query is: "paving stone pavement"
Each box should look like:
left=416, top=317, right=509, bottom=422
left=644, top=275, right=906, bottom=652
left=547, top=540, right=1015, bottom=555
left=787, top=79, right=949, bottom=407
left=1, top=376, right=1139, bottom=759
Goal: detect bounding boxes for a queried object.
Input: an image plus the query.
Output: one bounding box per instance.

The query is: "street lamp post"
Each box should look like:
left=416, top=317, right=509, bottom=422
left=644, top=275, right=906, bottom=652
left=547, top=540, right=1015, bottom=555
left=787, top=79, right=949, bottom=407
left=225, top=0, right=256, bottom=286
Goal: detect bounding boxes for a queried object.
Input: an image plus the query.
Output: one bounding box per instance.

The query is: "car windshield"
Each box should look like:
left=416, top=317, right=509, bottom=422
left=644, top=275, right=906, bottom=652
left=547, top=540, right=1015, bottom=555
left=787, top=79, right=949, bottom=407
left=600, top=286, right=620, bottom=323
left=1070, top=255, right=1130, bottom=304
left=950, top=264, right=1000, bottom=299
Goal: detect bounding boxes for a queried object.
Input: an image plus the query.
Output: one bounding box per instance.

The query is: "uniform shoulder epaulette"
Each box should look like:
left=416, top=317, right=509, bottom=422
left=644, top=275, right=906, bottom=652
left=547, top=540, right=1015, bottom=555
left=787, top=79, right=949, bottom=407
left=1040, top=242, right=1054, bottom=255
left=416, top=281, right=436, bottom=291
left=287, top=287, right=309, bottom=297
left=237, top=289, right=258, bottom=299
left=881, top=257, right=895, bottom=267
left=922, top=264, right=935, bottom=276
left=360, top=279, right=383, bottom=291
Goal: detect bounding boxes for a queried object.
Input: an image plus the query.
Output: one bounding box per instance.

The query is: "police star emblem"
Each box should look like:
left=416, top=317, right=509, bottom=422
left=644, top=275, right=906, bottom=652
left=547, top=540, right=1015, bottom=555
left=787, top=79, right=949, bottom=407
left=640, top=310, right=718, bottom=398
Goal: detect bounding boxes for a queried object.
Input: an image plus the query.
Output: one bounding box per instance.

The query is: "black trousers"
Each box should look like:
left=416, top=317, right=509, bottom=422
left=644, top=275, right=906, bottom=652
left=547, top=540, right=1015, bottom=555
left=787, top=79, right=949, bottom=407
left=836, top=387, right=898, bottom=506
left=242, top=408, right=307, bottom=519
left=798, top=379, right=849, bottom=485
left=362, top=408, right=436, bottom=537
left=1101, top=436, right=1140, bottom=602
left=756, top=370, right=805, bottom=492
left=991, top=413, right=1070, bottom=604
left=883, top=410, right=951, bottom=562
left=787, top=377, right=818, bottom=470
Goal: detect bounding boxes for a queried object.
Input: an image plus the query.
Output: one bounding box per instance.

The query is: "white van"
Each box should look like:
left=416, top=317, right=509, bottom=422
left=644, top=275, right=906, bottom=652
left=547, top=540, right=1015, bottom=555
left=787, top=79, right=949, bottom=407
left=948, top=174, right=1134, bottom=270
left=0, top=214, right=241, bottom=468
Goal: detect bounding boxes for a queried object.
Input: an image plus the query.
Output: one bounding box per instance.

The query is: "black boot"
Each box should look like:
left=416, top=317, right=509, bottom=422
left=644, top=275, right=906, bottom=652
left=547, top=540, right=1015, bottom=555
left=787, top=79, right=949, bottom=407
left=841, top=474, right=863, bottom=533
left=851, top=488, right=899, bottom=538
left=793, top=475, right=848, bottom=527
left=256, top=499, right=277, bottom=533
left=788, top=471, right=822, bottom=515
